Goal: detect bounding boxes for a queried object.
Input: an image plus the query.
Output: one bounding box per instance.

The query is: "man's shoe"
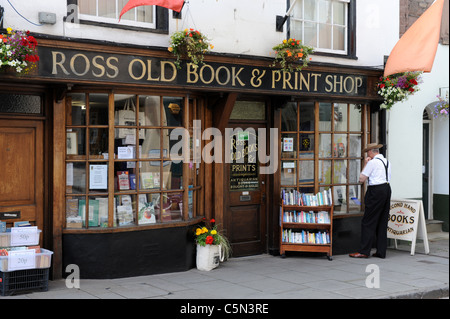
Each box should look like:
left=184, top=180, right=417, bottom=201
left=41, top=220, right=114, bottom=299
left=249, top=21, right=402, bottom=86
left=372, top=253, right=385, bottom=258
left=349, top=252, right=369, bottom=258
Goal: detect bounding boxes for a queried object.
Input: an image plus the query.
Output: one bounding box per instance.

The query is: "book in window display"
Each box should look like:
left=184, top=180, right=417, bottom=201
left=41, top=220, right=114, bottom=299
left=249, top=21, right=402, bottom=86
left=78, top=199, right=99, bottom=227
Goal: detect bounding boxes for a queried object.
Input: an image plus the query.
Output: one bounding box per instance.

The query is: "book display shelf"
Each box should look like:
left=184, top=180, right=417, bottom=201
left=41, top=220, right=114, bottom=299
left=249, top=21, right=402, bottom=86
left=280, top=189, right=333, bottom=261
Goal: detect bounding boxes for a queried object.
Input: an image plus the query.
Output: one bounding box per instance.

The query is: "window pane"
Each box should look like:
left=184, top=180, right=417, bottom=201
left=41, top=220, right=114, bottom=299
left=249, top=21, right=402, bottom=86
left=290, top=19, right=303, bottom=41
left=333, top=160, right=347, bottom=184
left=89, top=163, right=108, bottom=194
left=137, top=6, right=154, bottom=23
left=334, top=103, right=347, bottom=131
left=299, top=133, right=314, bottom=153
left=333, top=185, right=346, bottom=214
left=140, top=162, right=161, bottom=190
left=281, top=161, right=297, bottom=185
left=98, top=0, right=116, bottom=18
left=319, top=160, right=332, bottom=185
left=116, top=194, right=136, bottom=226
left=348, top=159, right=361, bottom=183
left=141, top=129, right=161, bottom=159
left=319, top=0, right=331, bottom=23
left=67, top=93, right=86, bottom=126
left=164, top=97, right=184, bottom=127
left=333, top=1, right=346, bottom=25
left=304, top=22, right=317, bottom=47
left=304, top=0, right=317, bottom=21
left=319, top=133, right=332, bottom=158
left=348, top=134, right=361, bottom=157
left=281, top=133, right=297, bottom=159
left=319, top=23, right=332, bottom=49
left=281, top=102, right=297, bottom=131
left=163, top=161, right=183, bottom=190
left=333, top=134, right=347, bottom=158
left=333, top=25, right=346, bottom=51
left=299, top=160, right=314, bottom=184
left=349, top=185, right=362, bottom=212
left=89, top=93, right=109, bottom=125
left=293, top=0, right=303, bottom=19
left=66, top=162, right=86, bottom=194
left=165, top=193, right=183, bottom=221
left=118, top=0, right=135, bottom=21
left=140, top=95, right=160, bottom=126
left=138, top=193, right=158, bottom=224
left=0, top=94, right=41, bottom=114
left=299, top=102, right=315, bottom=131
left=349, top=104, right=362, bottom=131
left=230, top=101, right=265, bottom=120
left=66, top=197, right=82, bottom=228
left=319, top=103, right=332, bottom=131
left=79, top=0, right=96, bottom=15
left=67, top=128, right=86, bottom=156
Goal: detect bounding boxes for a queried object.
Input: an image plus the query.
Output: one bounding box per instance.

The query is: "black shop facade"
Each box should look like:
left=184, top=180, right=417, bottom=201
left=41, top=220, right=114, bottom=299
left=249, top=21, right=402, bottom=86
left=0, top=38, right=384, bottom=279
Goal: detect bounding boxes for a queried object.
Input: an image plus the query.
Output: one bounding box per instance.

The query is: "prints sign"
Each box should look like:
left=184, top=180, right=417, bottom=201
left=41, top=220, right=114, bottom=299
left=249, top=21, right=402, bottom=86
left=388, top=199, right=429, bottom=255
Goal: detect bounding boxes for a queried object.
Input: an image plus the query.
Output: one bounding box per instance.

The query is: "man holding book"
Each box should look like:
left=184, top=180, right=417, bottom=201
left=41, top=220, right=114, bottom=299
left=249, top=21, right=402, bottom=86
left=349, top=143, right=391, bottom=259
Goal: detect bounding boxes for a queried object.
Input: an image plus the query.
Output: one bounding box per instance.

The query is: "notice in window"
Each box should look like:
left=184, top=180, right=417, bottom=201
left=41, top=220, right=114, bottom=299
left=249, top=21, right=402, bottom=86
left=89, top=164, right=108, bottom=189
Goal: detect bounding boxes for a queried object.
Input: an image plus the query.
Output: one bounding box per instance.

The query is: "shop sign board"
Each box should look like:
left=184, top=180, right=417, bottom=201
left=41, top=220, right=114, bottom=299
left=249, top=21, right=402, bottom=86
left=388, top=199, right=429, bottom=255
left=38, top=47, right=368, bottom=96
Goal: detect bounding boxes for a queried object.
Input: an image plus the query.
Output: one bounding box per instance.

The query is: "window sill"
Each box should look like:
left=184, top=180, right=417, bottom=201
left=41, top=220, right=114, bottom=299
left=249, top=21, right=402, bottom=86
left=64, top=19, right=168, bottom=34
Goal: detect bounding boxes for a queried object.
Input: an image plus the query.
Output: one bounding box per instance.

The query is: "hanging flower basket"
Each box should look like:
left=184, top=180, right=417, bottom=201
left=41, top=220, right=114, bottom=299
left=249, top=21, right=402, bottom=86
left=0, top=28, right=39, bottom=75
left=431, top=93, right=449, bottom=118
left=377, top=72, right=422, bottom=110
left=168, top=29, right=213, bottom=69
left=272, top=38, right=314, bottom=72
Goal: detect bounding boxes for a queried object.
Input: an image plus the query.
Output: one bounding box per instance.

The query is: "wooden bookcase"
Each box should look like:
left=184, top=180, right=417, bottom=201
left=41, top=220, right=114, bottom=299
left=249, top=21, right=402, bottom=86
left=280, top=201, right=333, bottom=261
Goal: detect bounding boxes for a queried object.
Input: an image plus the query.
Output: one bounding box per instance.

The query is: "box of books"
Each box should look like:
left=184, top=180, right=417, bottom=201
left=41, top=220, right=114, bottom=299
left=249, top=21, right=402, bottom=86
left=0, top=227, right=41, bottom=247
left=0, top=248, right=53, bottom=272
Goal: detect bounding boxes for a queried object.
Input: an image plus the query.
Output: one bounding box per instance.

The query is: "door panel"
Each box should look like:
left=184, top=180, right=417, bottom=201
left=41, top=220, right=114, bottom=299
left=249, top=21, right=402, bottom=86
left=0, top=120, right=44, bottom=229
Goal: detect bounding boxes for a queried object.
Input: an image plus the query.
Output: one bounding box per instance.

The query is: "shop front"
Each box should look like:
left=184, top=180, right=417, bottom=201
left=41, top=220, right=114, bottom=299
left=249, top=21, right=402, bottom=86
left=0, top=37, right=383, bottom=279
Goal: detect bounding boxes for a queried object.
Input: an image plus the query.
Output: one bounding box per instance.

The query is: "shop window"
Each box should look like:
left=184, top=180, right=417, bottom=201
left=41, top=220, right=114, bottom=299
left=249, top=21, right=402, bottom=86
left=280, top=101, right=370, bottom=215
left=65, top=92, right=203, bottom=229
left=290, top=0, right=356, bottom=57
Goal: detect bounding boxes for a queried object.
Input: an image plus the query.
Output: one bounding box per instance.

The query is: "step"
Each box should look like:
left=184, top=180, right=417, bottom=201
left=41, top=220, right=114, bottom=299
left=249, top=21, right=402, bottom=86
left=426, top=219, right=444, bottom=233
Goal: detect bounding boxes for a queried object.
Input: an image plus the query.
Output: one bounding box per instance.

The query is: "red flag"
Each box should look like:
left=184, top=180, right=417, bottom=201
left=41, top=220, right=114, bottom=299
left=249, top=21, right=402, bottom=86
left=384, top=0, right=445, bottom=77
left=120, top=0, right=184, bottom=20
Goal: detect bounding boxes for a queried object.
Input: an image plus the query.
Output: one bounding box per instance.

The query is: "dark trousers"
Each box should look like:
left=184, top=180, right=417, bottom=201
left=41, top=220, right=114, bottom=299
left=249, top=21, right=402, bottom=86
left=359, top=183, right=392, bottom=257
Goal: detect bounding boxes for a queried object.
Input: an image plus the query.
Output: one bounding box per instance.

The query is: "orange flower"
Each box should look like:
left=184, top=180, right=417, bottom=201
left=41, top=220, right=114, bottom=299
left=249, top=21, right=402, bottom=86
left=298, top=53, right=304, bottom=58
left=287, top=51, right=292, bottom=57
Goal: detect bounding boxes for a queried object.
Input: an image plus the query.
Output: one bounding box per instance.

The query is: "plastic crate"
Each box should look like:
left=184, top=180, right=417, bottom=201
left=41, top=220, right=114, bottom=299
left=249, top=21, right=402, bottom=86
left=0, top=268, right=49, bottom=296
left=0, top=229, right=41, bottom=247
left=0, top=249, right=53, bottom=272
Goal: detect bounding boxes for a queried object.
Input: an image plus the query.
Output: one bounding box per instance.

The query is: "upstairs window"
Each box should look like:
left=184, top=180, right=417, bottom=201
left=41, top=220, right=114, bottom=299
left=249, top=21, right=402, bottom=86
left=77, top=0, right=156, bottom=29
left=290, top=0, right=355, bottom=57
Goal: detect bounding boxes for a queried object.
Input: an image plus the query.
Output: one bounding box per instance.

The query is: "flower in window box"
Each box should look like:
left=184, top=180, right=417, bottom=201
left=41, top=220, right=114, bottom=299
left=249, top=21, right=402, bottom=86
left=272, top=38, right=314, bottom=73
left=377, top=72, right=422, bottom=110
left=168, top=29, right=213, bottom=69
left=0, top=28, right=39, bottom=75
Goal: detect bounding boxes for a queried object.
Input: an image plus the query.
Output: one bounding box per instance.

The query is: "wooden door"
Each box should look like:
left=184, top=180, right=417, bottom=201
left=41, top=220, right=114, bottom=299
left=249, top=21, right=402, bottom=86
left=226, top=124, right=267, bottom=256
left=0, top=120, right=44, bottom=230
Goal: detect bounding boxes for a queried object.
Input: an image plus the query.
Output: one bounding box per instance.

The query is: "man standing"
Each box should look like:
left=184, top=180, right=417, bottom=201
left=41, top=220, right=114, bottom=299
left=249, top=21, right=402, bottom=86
left=349, top=143, right=392, bottom=259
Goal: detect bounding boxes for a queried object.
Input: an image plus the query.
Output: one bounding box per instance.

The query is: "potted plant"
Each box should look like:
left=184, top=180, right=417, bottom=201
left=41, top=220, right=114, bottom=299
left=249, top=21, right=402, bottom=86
left=272, top=38, right=314, bottom=73
left=431, top=93, right=449, bottom=118
left=168, top=28, right=213, bottom=69
left=377, top=72, right=422, bottom=110
left=194, top=218, right=231, bottom=271
left=0, top=28, right=39, bottom=75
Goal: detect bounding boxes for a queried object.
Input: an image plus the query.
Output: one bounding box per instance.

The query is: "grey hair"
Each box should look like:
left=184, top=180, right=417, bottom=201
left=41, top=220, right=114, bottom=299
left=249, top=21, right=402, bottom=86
left=371, top=148, right=380, bottom=153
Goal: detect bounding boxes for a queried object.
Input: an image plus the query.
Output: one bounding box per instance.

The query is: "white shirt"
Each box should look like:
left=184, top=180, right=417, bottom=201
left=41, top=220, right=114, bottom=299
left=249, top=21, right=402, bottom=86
left=361, top=154, right=391, bottom=186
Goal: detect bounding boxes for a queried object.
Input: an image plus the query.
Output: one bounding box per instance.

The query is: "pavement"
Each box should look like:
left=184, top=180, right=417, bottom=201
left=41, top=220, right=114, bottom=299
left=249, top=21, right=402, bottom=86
left=1, top=232, right=448, bottom=300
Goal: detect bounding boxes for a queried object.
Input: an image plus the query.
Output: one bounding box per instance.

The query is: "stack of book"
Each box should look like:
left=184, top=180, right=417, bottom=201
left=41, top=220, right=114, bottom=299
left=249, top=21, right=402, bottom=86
left=282, top=189, right=332, bottom=206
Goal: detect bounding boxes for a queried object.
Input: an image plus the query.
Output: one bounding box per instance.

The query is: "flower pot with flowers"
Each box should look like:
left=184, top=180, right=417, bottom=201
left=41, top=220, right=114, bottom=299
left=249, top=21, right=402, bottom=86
left=168, top=29, right=213, bottom=69
left=431, top=93, right=449, bottom=118
left=0, top=28, right=39, bottom=75
left=272, top=38, right=314, bottom=73
left=194, top=218, right=231, bottom=271
left=377, top=72, right=422, bottom=110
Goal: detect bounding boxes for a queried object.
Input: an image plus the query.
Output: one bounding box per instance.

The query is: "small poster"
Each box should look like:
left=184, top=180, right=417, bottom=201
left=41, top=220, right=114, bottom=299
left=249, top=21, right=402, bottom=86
left=89, top=165, right=108, bottom=189
left=283, top=138, right=294, bottom=152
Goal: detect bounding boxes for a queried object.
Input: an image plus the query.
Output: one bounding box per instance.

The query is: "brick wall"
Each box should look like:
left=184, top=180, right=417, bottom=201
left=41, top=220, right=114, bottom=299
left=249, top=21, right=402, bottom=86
left=400, top=0, right=449, bottom=44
